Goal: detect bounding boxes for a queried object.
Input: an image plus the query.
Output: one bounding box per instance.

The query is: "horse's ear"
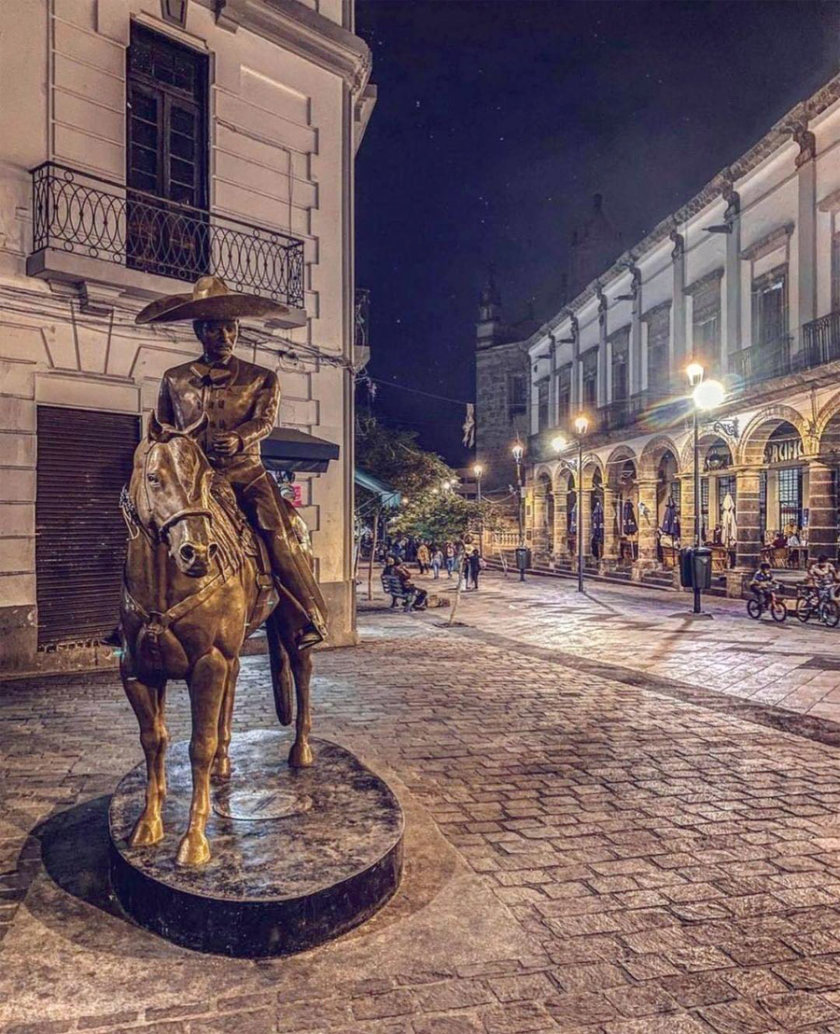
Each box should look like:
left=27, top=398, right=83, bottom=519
left=184, top=412, right=208, bottom=440
left=148, top=411, right=165, bottom=442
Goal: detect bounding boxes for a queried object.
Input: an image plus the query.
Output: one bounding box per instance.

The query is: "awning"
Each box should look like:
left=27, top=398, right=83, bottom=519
left=260, top=427, right=339, bottom=473
left=355, top=468, right=401, bottom=508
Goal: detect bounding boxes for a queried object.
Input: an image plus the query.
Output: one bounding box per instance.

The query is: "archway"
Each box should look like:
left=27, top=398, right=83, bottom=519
left=606, top=448, right=639, bottom=562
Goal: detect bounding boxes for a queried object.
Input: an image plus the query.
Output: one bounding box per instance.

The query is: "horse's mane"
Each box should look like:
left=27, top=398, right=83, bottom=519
left=128, top=431, right=247, bottom=576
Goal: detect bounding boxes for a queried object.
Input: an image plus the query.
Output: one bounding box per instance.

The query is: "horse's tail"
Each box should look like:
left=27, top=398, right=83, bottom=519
left=266, top=610, right=293, bottom=726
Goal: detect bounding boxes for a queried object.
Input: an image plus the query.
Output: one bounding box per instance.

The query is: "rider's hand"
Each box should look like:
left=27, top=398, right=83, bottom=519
left=212, top=431, right=242, bottom=456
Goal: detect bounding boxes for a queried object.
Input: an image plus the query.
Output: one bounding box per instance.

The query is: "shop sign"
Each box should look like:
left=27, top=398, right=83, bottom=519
left=764, top=436, right=802, bottom=465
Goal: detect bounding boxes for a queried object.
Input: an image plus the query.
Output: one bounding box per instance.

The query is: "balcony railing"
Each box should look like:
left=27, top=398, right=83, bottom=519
left=729, top=336, right=792, bottom=387
left=802, top=310, right=840, bottom=368
left=30, top=162, right=305, bottom=309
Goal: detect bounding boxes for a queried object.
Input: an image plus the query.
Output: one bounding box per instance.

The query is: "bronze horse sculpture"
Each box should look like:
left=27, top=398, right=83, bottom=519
left=118, top=412, right=314, bottom=867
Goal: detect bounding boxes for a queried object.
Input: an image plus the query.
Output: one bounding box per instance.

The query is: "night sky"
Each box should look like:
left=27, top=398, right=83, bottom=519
left=355, top=0, right=840, bottom=464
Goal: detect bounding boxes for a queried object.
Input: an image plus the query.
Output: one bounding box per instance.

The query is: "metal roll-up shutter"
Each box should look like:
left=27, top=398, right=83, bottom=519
left=36, top=406, right=139, bottom=647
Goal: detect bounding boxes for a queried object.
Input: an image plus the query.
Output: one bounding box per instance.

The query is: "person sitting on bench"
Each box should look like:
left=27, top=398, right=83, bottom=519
left=393, top=559, right=428, bottom=610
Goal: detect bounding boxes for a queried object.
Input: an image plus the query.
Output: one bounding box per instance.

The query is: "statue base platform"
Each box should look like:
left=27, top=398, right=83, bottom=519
left=108, top=729, right=404, bottom=957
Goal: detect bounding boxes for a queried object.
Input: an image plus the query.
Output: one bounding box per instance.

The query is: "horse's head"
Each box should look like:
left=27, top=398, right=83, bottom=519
left=140, top=413, right=219, bottom=577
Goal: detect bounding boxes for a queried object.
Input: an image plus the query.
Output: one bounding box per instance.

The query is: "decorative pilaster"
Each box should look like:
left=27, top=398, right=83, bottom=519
left=628, top=263, right=642, bottom=396
left=596, top=286, right=608, bottom=408
left=794, top=122, right=817, bottom=350
left=568, top=313, right=580, bottom=412
left=670, top=229, right=686, bottom=370
left=548, top=333, right=558, bottom=426
left=723, top=178, right=741, bottom=366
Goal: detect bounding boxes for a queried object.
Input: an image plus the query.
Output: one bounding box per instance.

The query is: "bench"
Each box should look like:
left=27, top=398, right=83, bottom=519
left=381, top=572, right=417, bottom=611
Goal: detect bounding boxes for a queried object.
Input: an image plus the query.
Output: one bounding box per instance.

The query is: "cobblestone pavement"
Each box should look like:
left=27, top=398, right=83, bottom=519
left=412, top=568, right=840, bottom=728
left=6, top=605, right=840, bottom=1032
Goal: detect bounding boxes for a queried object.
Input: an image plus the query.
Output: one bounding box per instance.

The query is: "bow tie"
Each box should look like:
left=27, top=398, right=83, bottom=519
left=191, top=361, right=235, bottom=387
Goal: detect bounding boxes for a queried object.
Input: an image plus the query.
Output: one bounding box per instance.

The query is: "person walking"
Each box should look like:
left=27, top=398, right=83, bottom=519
left=417, top=541, right=430, bottom=575
left=445, top=542, right=456, bottom=578
left=431, top=546, right=443, bottom=579
left=467, top=546, right=483, bottom=591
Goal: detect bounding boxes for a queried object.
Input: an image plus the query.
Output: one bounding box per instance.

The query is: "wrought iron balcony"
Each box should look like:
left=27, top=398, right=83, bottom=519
left=27, top=162, right=305, bottom=319
left=728, top=336, right=792, bottom=387
left=802, top=310, right=840, bottom=368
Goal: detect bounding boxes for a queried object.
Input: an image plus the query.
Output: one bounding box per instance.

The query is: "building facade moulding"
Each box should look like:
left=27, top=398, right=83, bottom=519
left=818, top=187, right=840, bottom=213
left=641, top=298, right=672, bottom=322
left=739, top=224, right=794, bottom=263
left=208, top=0, right=372, bottom=96
left=685, top=268, right=724, bottom=296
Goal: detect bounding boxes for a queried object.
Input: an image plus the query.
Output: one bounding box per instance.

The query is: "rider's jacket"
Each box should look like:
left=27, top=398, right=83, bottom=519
left=156, top=355, right=277, bottom=486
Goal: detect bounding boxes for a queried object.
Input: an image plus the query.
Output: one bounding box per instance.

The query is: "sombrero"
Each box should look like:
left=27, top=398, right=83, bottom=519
left=135, top=275, right=289, bottom=324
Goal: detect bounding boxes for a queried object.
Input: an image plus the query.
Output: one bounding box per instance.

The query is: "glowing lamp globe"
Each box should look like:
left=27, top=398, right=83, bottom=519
left=693, top=378, right=725, bottom=411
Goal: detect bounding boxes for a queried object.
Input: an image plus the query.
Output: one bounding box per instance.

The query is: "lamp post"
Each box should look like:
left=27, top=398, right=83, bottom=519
left=512, top=443, right=525, bottom=581
left=686, top=362, right=725, bottom=615
left=473, top=463, right=484, bottom=554
left=573, top=415, right=589, bottom=592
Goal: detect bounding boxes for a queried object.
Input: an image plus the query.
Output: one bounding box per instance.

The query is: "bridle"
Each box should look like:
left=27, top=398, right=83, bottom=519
left=133, top=439, right=215, bottom=543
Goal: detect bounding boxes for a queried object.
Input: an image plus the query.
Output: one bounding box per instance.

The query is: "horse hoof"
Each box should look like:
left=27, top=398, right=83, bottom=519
left=175, top=831, right=211, bottom=867
left=288, top=741, right=314, bottom=768
left=128, top=814, right=164, bottom=847
left=212, top=756, right=231, bottom=781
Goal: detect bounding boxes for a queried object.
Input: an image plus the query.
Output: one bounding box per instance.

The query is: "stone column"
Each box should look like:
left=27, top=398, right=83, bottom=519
left=635, top=477, right=658, bottom=564
left=734, top=467, right=763, bottom=570
left=807, top=459, right=836, bottom=559
left=670, top=230, right=686, bottom=370
left=795, top=125, right=817, bottom=352
left=723, top=182, right=741, bottom=367
left=554, top=475, right=568, bottom=556
left=679, top=472, right=695, bottom=546
left=580, top=478, right=592, bottom=570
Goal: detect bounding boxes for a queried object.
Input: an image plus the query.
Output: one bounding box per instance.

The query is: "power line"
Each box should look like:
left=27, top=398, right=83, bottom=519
left=368, top=377, right=471, bottom=406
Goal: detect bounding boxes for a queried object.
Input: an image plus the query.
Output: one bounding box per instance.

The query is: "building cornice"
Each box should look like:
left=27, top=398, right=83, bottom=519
left=521, top=71, right=840, bottom=353
left=205, top=0, right=372, bottom=96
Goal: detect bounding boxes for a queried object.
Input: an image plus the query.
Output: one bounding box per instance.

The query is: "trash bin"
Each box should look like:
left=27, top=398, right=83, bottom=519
left=679, top=547, right=694, bottom=588
left=692, top=546, right=712, bottom=590
left=680, top=546, right=712, bottom=590
left=515, top=547, right=531, bottom=571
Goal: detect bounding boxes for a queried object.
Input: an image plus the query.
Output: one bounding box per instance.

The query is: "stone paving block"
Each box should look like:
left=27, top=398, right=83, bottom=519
left=759, top=991, right=840, bottom=1028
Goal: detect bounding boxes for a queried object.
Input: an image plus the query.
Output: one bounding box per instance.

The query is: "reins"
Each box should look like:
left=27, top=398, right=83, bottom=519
left=121, top=439, right=237, bottom=632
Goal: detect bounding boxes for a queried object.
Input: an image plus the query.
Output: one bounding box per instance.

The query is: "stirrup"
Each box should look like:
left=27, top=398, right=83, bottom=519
left=101, top=626, right=122, bottom=647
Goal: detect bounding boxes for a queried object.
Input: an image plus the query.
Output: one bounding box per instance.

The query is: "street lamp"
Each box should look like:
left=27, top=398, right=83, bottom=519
left=473, top=464, right=484, bottom=554
left=512, top=442, right=525, bottom=581
left=573, top=414, right=589, bottom=593
left=686, top=363, right=725, bottom=615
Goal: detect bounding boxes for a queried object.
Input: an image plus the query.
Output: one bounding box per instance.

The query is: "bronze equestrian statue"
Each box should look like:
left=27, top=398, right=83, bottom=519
left=117, top=277, right=327, bottom=867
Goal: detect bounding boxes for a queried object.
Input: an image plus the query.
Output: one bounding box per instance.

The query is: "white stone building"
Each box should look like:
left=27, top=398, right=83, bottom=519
left=523, top=74, right=840, bottom=595
left=0, top=0, right=375, bottom=674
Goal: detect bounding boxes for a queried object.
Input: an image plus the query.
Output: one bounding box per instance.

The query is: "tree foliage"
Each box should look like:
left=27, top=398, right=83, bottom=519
left=355, top=412, right=500, bottom=544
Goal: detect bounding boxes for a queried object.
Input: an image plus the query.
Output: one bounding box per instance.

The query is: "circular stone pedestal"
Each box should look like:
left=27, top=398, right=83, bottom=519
left=108, top=729, right=404, bottom=957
